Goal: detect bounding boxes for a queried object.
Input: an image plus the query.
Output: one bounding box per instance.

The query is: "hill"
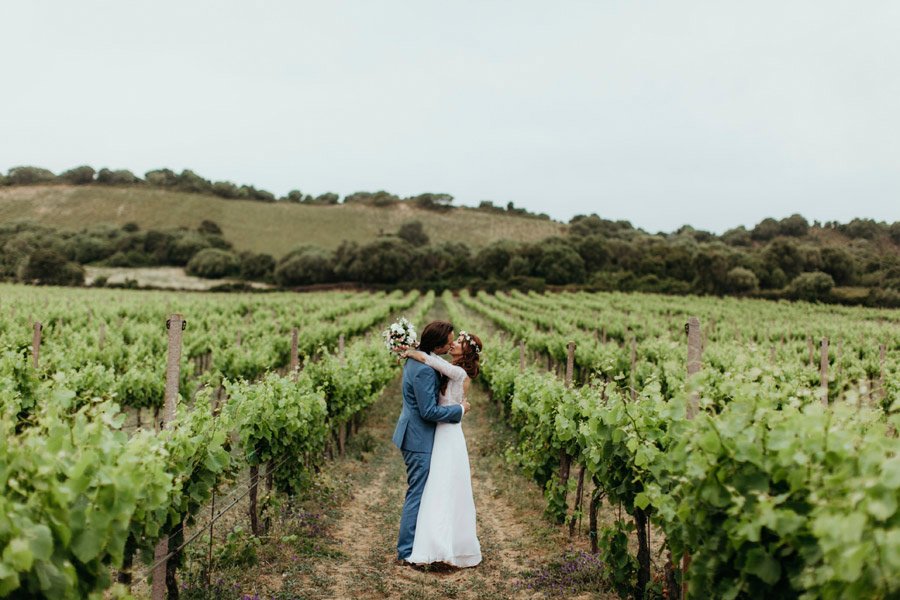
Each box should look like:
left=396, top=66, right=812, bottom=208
left=0, top=185, right=565, bottom=257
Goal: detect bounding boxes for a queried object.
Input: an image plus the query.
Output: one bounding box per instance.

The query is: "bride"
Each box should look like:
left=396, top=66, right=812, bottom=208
left=402, top=331, right=483, bottom=568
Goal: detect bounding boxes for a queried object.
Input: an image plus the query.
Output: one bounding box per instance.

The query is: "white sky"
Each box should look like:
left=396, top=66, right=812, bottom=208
left=2, top=0, right=899, bottom=233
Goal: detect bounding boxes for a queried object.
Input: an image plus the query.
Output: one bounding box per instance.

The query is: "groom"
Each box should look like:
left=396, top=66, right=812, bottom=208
left=392, top=320, right=471, bottom=562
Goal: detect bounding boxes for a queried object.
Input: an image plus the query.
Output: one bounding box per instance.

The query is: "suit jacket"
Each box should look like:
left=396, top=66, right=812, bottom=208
left=391, top=357, right=463, bottom=452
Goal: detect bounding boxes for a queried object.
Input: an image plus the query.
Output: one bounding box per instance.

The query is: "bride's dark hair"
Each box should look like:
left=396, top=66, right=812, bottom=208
left=440, top=333, right=482, bottom=395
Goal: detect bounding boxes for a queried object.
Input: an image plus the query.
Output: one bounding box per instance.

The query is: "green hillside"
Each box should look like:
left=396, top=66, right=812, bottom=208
left=0, top=185, right=565, bottom=257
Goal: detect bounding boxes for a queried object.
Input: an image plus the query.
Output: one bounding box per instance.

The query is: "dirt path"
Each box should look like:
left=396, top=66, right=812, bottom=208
left=285, top=373, right=578, bottom=600
left=195, top=300, right=615, bottom=599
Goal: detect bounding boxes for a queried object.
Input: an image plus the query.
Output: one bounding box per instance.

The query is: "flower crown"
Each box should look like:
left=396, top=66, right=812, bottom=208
left=459, top=330, right=481, bottom=354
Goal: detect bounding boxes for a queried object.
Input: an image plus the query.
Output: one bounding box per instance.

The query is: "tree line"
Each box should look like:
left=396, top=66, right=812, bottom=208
left=0, top=165, right=551, bottom=219
left=2, top=212, right=898, bottom=307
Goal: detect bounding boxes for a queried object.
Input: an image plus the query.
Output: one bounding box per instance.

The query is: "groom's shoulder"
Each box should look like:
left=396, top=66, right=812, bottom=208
left=406, top=359, right=434, bottom=378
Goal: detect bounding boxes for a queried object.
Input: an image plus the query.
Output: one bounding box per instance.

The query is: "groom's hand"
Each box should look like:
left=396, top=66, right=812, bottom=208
left=462, top=400, right=471, bottom=414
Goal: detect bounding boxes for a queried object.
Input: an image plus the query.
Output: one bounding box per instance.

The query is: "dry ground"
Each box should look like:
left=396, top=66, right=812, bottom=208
left=178, top=372, right=616, bottom=600
left=84, top=266, right=272, bottom=291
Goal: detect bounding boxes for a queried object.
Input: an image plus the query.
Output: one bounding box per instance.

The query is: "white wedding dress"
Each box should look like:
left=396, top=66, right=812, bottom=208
left=406, top=353, right=482, bottom=567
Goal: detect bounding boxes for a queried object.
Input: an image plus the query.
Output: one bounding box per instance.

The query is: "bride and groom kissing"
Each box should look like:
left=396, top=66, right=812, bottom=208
left=391, top=320, right=483, bottom=569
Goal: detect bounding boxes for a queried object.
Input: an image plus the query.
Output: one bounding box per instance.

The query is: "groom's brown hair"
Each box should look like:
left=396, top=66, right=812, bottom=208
left=418, top=320, right=454, bottom=354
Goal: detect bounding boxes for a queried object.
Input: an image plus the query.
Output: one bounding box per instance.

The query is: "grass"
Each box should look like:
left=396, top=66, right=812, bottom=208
left=0, top=185, right=565, bottom=257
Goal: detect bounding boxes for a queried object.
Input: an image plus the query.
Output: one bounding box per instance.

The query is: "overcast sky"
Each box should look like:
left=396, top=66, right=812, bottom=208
left=2, top=1, right=899, bottom=233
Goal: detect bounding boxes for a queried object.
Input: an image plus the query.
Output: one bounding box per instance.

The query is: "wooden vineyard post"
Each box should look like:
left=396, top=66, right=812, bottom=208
left=879, top=344, right=886, bottom=402
left=678, top=316, right=703, bottom=600
left=567, top=340, right=584, bottom=538
left=32, top=321, right=42, bottom=369
left=99, top=322, right=106, bottom=350
left=570, top=463, right=587, bottom=538
left=820, top=338, right=829, bottom=406
left=152, top=315, right=185, bottom=600
left=249, top=463, right=261, bottom=535
left=519, top=341, right=526, bottom=373
left=554, top=341, right=575, bottom=526
left=290, top=328, right=299, bottom=379
left=337, top=331, right=348, bottom=456
left=337, top=320, right=347, bottom=455
left=601, top=327, right=607, bottom=344
left=769, top=345, right=776, bottom=365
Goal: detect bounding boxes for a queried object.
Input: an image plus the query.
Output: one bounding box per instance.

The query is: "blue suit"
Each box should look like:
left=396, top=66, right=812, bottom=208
left=393, top=358, right=463, bottom=559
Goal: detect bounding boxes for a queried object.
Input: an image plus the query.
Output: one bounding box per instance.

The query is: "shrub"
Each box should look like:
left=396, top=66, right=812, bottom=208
left=788, top=271, right=834, bottom=302
left=58, top=165, right=96, bottom=185
left=168, top=232, right=212, bottom=265
left=721, top=226, right=752, bottom=246
left=474, top=241, right=518, bottom=278
left=18, top=249, right=84, bottom=285
left=69, top=234, right=115, bottom=263
left=840, top=218, right=883, bottom=240
left=105, top=250, right=152, bottom=267
left=409, top=193, right=453, bottom=211
left=7, top=166, right=56, bottom=185
left=197, top=220, right=223, bottom=236
left=865, top=287, right=900, bottom=308
left=239, top=186, right=276, bottom=202
left=751, top=218, right=781, bottom=241
left=569, top=214, right=634, bottom=237
left=344, top=239, right=409, bottom=283
left=284, top=190, right=304, bottom=203
left=275, top=247, right=334, bottom=285
left=725, top=267, right=759, bottom=293
left=779, top=214, right=809, bottom=237
left=96, top=168, right=141, bottom=185
left=239, top=251, right=275, bottom=281
left=890, top=222, right=900, bottom=245
left=211, top=181, right=240, bottom=199
left=575, top=235, right=610, bottom=272
left=535, top=244, right=586, bottom=284
left=186, top=248, right=240, bottom=279
left=396, top=221, right=429, bottom=246
left=310, top=192, right=339, bottom=205
left=821, top=247, right=857, bottom=285
left=176, top=169, right=213, bottom=194
left=145, top=168, right=179, bottom=187
left=344, top=191, right=399, bottom=206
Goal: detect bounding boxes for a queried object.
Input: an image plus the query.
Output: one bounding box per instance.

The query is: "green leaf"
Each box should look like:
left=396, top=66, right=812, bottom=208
left=71, top=528, right=103, bottom=563
left=744, top=547, right=781, bottom=584
left=866, top=487, right=897, bottom=521
left=634, top=492, right=651, bottom=510
left=28, top=525, right=53, bottom=563
left=698, top=429, right=721, bottom=454
left=2, top=538, right=33, bottom=572
left=881, top=457, right=900, bottom=490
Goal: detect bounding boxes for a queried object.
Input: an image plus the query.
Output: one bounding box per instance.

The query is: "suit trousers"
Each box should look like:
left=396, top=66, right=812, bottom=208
left=397, top=449, right=431, bottom=559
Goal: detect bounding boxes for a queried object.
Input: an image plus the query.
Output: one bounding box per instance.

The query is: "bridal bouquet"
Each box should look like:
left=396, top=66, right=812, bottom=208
left=382, top=317, right=417, bottom=354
